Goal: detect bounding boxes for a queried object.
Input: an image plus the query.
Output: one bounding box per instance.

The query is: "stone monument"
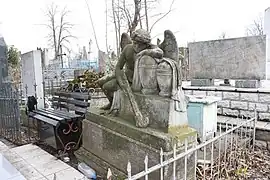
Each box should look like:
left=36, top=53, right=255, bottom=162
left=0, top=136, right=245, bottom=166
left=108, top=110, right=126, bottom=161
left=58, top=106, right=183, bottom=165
left=75, top=29, right=196, bottom=179
left=0, top=35, right=8, bottom=85
left=21, top=50, right=45, bottom=109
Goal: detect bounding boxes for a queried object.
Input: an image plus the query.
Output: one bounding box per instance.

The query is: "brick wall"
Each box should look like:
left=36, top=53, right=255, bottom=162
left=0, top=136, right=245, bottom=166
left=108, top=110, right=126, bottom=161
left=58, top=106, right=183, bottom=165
left=183, top=87, right=270, bottom=120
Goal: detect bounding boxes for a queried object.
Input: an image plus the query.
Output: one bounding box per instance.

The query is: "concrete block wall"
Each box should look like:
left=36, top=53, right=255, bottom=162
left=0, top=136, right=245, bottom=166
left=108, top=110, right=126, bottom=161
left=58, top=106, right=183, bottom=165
left=184, top=87, right=270, bottom=120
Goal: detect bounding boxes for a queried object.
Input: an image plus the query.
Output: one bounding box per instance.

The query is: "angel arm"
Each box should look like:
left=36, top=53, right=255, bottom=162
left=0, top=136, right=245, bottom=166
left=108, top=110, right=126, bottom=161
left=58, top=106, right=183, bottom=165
left=137, top=45, right=163, bottom=59
left=115, top=47, right=130, bottom=89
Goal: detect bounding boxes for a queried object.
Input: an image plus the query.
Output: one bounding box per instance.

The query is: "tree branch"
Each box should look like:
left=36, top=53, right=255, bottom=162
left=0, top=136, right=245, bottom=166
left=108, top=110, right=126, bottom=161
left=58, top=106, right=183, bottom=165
left=85, top=0, right=100, bottom=50
left=149, top=0, right=175, bottom=33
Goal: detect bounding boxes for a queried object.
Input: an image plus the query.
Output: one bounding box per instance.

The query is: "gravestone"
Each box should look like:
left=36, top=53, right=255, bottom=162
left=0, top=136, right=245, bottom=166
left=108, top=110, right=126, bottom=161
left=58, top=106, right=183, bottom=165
left=21, top=50, right=44, bottom=109
left=188, top=35, right=266, bottom=87
left=0, top=36, right=8, bottom=85
left=75, top=29, right=197, bottom=179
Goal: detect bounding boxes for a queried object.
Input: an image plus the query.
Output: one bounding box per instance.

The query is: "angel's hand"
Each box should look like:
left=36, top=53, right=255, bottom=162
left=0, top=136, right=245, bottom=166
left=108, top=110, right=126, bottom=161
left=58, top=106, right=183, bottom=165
left=136, top=50, right=148, bottom=59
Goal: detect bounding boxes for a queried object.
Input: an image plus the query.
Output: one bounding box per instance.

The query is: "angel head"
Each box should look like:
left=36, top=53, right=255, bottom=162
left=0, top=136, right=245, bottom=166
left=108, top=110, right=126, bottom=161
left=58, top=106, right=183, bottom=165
left=131, top=29, right=151, bottom=53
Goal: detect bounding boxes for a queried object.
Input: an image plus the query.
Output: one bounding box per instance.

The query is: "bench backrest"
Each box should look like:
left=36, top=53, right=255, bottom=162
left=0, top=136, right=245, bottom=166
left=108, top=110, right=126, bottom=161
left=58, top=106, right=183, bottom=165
left=52, top=90, right=92, bottom=116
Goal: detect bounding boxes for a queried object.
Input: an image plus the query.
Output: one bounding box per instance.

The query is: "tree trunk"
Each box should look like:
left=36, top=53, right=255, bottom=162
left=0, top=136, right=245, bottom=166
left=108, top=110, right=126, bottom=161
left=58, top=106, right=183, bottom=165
left=112, top=0, right=119, bottom=56
left=129, top=0, right=141, bottom=35
left=144, top=0, right=149, bottom=31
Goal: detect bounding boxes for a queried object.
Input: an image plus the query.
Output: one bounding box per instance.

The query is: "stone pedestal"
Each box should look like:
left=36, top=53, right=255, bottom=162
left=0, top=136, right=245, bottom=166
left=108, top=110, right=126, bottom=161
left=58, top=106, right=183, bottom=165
left=118, top=91, right=188, bottom=132
left=235, top=80, right=261, bottom=88
left=75, top=108, right=197, bottom=180
left=191, top=79, right=214, bottom=86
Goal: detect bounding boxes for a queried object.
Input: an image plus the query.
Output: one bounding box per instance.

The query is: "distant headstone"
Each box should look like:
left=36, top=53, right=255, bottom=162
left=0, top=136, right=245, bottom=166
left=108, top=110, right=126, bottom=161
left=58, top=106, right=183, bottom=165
left=235, top=80, right=261, bottom=88
left=191, top=79, right=214, bottom=86
left=0, top=36, right=8, bottom=85
left=21, top=50, right=44, bottom=109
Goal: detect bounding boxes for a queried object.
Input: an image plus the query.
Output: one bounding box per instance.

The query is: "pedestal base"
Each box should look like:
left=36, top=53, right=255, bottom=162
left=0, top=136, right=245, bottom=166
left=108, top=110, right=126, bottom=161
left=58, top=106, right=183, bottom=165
left=118, top=91, right=188, bottom=132
left=235, top=80, right=261, bottom=88
left=75, top=108, right=197, bottom=179
left=191, top=79, right=214, bottom=86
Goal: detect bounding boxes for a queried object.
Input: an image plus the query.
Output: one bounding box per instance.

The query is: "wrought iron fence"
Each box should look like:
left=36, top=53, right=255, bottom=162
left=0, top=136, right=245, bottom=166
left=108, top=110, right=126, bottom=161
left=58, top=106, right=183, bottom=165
left=126, top=112, right=257, bottom=180
left=0, top=83, right=21, bottom=143
left=0, top=82, right=39, bottom=145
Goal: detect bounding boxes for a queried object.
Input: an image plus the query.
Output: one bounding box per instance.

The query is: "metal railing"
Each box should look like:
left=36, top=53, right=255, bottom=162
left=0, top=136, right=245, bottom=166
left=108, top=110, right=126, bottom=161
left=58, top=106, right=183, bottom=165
left=126, top=112, right=257, bottom=180
left=0, top=83, right=21, bottom=143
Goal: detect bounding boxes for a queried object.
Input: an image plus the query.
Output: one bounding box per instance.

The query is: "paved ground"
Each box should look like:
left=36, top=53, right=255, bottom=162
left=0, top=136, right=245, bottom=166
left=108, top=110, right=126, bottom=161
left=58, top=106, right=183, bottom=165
left=0, top=141, right=85, bottom=180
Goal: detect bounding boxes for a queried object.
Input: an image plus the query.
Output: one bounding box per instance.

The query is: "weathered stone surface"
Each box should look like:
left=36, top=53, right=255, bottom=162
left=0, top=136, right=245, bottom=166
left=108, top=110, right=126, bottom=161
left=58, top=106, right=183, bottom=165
left=223, top=92, right=240, bottom=100
left=192, top=90, right=207, bottom=96
left=184, top=90, right=193, bottom=95
left=240, top=110, right=254, bottom=118
left=235, top=80, right=261, bottom=88
left=259, top=112, right=270, bottom=120
left=259, top=94, right=270, bottom=103
left=240, top=93, right=259, bottom=102
left=218, top=100, right=230, bottom=108
left=248, top=102, right=268, bottom=112
left=139, top=55, right=159, bottom=95
left=191, top=79, right=214, bottom=86
left=223, top=108, right=239, bottom=116
left=118, top=92, right=188, bottom=131
left=76, top=109, right=197, bottom=179
left=207, top=91, right=222, bottom=97
left=90, top=98, right=109, bottom=108
left=188, top=35, right=266, bottom=80
left=231, top=101, right=248, bottom=110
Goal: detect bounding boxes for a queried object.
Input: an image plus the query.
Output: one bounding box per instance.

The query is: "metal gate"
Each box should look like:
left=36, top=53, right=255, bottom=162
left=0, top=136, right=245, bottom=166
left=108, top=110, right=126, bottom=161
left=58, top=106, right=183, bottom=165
left=0, top=83, right=21, bottom=143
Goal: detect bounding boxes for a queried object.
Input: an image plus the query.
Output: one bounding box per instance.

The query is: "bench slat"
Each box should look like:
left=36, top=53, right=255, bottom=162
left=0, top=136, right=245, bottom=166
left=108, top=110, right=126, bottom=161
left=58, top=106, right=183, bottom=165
left=40, top=109, right=81, bottom=119
left=54, top=92, right=91, bottom=100
left=33, top=110, right=64, bottom=121
left=52, top=102, right=87, bottom=114
left=52, top=97, right=89, bottom=107
left=28, top=112, right=58, bottom=126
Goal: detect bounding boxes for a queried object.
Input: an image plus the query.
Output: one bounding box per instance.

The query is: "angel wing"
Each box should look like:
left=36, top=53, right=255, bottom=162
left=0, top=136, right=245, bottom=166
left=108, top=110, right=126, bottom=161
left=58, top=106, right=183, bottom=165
left=120, top=32, right=132, bottom=51
left=158, top=30, right=179, bottom=63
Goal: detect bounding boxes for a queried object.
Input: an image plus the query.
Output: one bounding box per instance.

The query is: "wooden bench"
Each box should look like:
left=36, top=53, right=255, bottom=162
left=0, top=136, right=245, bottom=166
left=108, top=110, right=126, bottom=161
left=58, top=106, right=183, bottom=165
left=28, top=88, right=94, bottom=156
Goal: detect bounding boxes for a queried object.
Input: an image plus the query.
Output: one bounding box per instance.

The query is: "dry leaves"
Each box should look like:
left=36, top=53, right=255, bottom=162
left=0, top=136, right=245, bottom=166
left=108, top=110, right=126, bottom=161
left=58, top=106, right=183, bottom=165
left=196, top=144, right=270, bottom=180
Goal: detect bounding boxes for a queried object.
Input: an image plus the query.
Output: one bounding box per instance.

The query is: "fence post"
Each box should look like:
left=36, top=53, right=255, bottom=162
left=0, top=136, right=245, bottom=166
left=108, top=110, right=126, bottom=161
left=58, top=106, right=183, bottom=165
left=42, top=81, right=45, bottom=108
left=15, top=87, right=21, bottom=142
left=127, top=162, right=132, bottom=180
left=253, top=110, right=257, bottom=152
left=160, top=148, right=164, bottom=180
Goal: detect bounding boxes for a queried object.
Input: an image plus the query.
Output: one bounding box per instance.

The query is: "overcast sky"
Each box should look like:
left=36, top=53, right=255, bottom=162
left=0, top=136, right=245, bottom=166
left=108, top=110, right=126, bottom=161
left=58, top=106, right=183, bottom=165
left=0, top=0, right=269, bottom=58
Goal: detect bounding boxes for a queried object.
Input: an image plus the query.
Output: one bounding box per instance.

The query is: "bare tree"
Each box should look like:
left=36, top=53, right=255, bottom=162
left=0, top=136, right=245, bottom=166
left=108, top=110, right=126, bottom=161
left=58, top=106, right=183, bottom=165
left=149, top=0, right=175, bottom=33
left=246, top=15, right=264, bottom=36
left=44, top=3, right=75, bottom=60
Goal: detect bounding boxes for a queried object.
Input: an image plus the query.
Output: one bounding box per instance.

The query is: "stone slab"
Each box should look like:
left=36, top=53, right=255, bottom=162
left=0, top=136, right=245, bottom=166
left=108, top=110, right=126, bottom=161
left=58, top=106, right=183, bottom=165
left=188, top=35, right=266, bottom=80
left=118, top=92, right=188, bottom=131
left=235, top=80, right=261, bottom=88
left=191, top=79, right=214, bottom=86
left=0, top=142, right=85, bottom=180
left=77, top=109, right=197, bottom=179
